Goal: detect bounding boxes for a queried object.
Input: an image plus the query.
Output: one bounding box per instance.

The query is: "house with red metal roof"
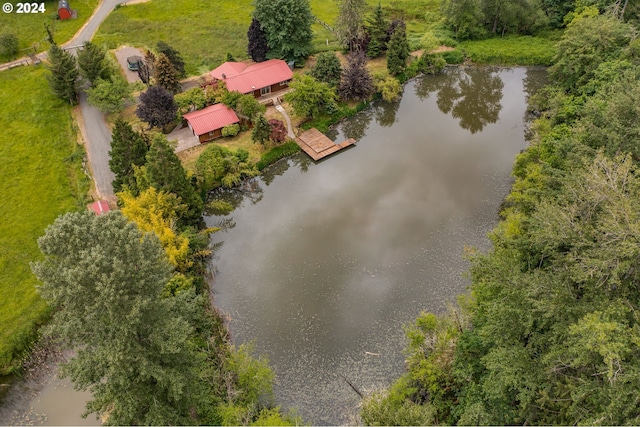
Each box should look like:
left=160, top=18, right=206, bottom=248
left=183, top=103, right=240, bottom=143
left=209, top=59, right=293, bottom=98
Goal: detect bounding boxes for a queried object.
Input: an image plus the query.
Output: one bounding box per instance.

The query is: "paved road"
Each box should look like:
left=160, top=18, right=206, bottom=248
left=63, top=0, right=129, bottom=198
left=64, top=0, right=129, bottom=48
left=78, top=91, right=116, bottom=197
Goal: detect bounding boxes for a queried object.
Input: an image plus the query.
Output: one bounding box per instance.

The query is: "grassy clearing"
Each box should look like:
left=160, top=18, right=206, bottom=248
left=0, top=0, right=99, bottom=61
left=460, top=35, right=558, bottom=66
left=93, top=0, right=441, bottom=76
left=93, top=0, right=254, bottom=76
left=0, top=66, right=89, bottom=375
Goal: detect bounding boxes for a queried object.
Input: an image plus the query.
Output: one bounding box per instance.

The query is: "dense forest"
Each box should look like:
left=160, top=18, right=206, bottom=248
left=362, top=2, right=640, bottom=425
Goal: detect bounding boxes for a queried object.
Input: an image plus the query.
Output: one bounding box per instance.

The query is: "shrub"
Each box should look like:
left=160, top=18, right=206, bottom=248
left=419, top=30, right=440, bottom=52
left=256, top=142, right=301, bottom=170
left=442, top=49, right=465, bottom=64
left=0, top=33, right=19, bottom=58
left=268, top=119, right=287, bottom=143
left=222, top=123, right=240, bottom=137
left=373, top=71, right=402, bottom=102
left=420, top=53, right=447, bottom=74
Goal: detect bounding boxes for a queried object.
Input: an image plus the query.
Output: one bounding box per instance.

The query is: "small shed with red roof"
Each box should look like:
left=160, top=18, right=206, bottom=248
left=209, top=59, right=293, bottom=98
left=88, top=200, right=110, bottom=215
left=183, top=104, right=240, bottom=143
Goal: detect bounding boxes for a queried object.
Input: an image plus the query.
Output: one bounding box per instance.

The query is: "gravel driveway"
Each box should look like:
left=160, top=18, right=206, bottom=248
left=115, top=46, right=144, bottom=83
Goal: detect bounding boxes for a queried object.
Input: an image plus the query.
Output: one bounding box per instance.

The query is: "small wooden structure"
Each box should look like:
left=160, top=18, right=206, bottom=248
left=88, top=200, right=110, bottom=215
left=295, top=128, right=355, bottom=161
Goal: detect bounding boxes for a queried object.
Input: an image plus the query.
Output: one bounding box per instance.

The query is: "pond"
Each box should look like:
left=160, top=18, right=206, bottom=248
left=206, top=67, right=547, bottom=425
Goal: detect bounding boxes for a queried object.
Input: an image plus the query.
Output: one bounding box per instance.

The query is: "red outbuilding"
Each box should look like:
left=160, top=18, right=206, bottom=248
left=183, top=103, right=241, bottom=143
left=88, top=200, right=110, bottom=215
left=58, top=0, right=73, bottom=20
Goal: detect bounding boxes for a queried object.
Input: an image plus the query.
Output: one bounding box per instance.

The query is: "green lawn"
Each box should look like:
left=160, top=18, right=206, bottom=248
left=93, top=0, right=440, bottom=76
left=460, top=34, right=559, bottom=66
left=0, top=0, right=99, bottom=61
left=0, top=66, right=88, bottom=375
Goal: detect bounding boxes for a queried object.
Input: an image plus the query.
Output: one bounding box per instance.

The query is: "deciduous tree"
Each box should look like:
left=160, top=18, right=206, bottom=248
left=86, top=75, right=132, bottom=113
left=254, top=0, right=313, bottom=63
left=441, top=0, right=485, bottom=40
left=310, top=51, right=342, bottom=87
left=175, top=87, right=207, bottom=119
left=284, top=74, right=338, bottom=119
left=247, top=18, right=269, bottom=62
left=339, top=50, right=374, bottom=101
left=46, top=44, right=78, bottom=104
left=550, top=13, right=632, bottom=92
left=119, top=188, right=191, bottom=271
left=236, top=94, right=266, bottom=121
left=269, top=119, right=288, bottom=142
left=136, top=85, right=178, bottom=129
left=32, top=211, right=203, bottom=425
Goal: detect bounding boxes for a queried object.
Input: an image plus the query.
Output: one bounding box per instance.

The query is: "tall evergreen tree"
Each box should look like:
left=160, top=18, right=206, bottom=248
left=366, top=3, right=389, bottom=58
left=154, top=53, right=182, bottom=94
left=156, top=41, right=186, bottom=78
left=386, top=20, right=410, bottom=76
left=339, top=50, right=374, bottom=101
left=136, top=85, right=178, bottom=129
left=254, top=0, right=313, bottom=63
left=251, top=114, right=271, bottom=144
left=144, top=134, right=203, bottom=225
left=335, top=0, right=368, bottom=51
left=46, top=44, right=79, bottom=104
left=310, top=51, right=343, bottom=87
left=247, top=18, right=269, bottom=62
left=77, top=41, right=111, bottom=85
left=32, top=211, right=203, bottom=425
left=109, top=119, right=148, bottom=194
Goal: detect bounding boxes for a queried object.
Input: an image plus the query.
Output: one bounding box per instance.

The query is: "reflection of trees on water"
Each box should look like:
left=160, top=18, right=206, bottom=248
left=374, top=98, right=402, bottom=127
left=340, top=108, right=374, bottom=140
left=522, top=67, right=549, bottom=123
left=204, top=153, right=313, bottom=216
left=413, top=68, right=504, bottom=134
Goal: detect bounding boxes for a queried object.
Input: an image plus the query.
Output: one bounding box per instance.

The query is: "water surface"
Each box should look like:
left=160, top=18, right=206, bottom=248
left=208, top=67, right=545, bottom=425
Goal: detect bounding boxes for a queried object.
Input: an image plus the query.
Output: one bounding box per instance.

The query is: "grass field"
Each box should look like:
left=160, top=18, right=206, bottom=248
left=460, top=34, right=559, bottom=66
left=92, top=0, right=441, bottom=76
left=0, top=0, right=99, bottom=62
left=0, top=66, right=88, bottom=375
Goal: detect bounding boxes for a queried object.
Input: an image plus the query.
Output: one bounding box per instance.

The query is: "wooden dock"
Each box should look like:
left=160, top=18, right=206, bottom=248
left=295, top=128, right=356, bottom=161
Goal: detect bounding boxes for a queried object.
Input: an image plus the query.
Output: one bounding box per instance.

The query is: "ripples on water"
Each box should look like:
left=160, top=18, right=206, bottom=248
left=207, top=67, right=547, bottom=425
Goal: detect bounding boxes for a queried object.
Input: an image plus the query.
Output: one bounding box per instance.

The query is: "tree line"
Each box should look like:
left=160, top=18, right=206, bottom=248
left=361, top=6, right=640, bottom=426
